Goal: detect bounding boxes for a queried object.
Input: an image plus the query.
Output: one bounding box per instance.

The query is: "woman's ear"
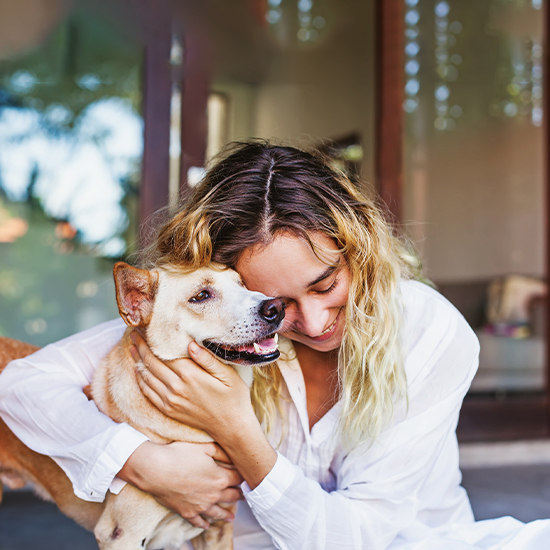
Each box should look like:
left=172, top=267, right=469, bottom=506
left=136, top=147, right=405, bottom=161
left=113, top=262, right=159, bottom=327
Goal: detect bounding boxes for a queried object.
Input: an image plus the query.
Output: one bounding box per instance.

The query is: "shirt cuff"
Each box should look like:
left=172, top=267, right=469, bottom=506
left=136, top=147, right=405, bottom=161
left=242, top=452, right=298, bottom=514
left=78, top=425, right=150, bottom=501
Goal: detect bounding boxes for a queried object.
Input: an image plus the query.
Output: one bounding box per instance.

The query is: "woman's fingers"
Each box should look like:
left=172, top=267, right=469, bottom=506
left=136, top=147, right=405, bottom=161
left=131, top=331, right=183, bottom=384
left=135, top=366, right=167, bottom=410
left=132, top=330, right=238, bottom=393
left=218, top=487, right=243, bottom=504
left=187, top=503, right=235, bottom=528
left=206, top=442, right=231, bottom=463
left=186, top=514, right=210, bottom=530
left=188, top=342, right=234, bottom=384
left=131, top=331, right=219, bottom=395
left=130, top=332, right=190, bottom=417
left=224, top=466, right=245, bottom=487
left=204, top=504, right=236, bottom=522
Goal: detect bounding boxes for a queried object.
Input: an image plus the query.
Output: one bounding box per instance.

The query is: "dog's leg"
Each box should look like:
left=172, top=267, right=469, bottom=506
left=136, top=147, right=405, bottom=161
left=95, top=486, right=167, bottom=550
left=190, top=522, right=234, bottom=550
left=190, top=503, right=237, bottom=550
left=95, top=484, right=202, bottom=550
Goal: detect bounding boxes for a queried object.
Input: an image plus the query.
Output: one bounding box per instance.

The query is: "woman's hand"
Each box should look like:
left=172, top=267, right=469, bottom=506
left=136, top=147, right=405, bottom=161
left=118, top=440, right=243, bottom=529
left=130, top=331, right=278, bottom=490
left=130, top=332, right=255, bottom=441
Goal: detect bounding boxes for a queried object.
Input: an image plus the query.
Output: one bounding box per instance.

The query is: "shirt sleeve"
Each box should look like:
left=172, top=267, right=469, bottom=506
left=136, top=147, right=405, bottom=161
left=0, top=319, right=150, bottom=502
left=242, top=282, right=480, bottom=550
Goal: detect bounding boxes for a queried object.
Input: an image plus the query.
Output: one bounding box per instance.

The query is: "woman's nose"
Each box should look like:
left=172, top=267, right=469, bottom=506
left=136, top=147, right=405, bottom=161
left=286, top=300, right=328, bottom=337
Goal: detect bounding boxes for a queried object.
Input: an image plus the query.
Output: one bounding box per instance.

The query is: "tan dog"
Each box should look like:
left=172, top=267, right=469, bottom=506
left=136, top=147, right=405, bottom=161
left=0, top=262, right=285, bottom=550
left=0, top=337, right=104, bottom=531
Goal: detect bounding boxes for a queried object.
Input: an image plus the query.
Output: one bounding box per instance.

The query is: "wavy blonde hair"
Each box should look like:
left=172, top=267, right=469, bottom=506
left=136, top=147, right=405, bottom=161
left=150, top=140, right=421, bottom=447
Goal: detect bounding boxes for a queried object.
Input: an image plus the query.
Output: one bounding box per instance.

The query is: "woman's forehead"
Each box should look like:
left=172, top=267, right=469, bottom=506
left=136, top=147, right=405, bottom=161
left=235, top=232, right=340, bottom=292
left=240, top=231, right=338, bottom=264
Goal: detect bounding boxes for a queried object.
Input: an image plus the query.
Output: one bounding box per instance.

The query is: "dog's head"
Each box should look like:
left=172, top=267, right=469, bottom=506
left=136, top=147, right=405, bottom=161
left=113, top=262, right=284, bottom=366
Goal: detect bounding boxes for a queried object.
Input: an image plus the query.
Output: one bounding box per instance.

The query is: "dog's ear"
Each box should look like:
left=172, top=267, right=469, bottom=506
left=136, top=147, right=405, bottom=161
left=113, top=262, right=159, bottom=327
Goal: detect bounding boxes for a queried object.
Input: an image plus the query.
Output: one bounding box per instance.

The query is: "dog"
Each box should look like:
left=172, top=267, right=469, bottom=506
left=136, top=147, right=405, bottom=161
left=0, top=261, right=285, bottom=550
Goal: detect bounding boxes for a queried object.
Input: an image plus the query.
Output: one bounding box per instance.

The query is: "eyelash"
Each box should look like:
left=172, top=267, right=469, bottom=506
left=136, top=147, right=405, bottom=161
left=315, top=277, right=339, bottom=295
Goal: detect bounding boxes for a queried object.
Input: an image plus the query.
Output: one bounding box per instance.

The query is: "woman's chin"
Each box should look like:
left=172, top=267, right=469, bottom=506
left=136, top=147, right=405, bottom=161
left=284, top=331, right=343, bottom=353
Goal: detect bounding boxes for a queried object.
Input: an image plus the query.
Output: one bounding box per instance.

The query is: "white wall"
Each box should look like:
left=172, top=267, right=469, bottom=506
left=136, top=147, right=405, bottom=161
left=211, top=0, right=376, bottom=183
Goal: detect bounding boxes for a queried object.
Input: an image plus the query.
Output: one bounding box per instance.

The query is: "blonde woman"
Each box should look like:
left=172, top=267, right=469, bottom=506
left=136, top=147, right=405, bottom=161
left=1, top=142, right=548, bottom=549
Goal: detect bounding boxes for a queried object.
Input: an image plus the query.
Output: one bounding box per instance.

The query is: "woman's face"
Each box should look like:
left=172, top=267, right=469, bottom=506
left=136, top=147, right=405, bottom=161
left=235, top=232, right=349, bottom=352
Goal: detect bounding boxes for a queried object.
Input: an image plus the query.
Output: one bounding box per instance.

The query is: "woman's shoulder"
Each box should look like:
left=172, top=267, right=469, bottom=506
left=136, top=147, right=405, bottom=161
left=399, top=279, right=480, bottom=389
left=400, top=278, right=457, bottom=312
left=399, top=279, right=473, bottom=335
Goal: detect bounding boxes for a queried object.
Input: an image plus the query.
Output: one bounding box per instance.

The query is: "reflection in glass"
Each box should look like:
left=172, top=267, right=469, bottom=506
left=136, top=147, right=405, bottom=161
left=0, top=8, right=142, bottom=346
left=403, top=0, right=546, bottom=393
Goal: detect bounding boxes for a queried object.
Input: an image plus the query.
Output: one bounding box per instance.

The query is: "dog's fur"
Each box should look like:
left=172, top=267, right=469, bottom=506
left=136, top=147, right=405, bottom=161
left=0, top=262, right=284, bottom=550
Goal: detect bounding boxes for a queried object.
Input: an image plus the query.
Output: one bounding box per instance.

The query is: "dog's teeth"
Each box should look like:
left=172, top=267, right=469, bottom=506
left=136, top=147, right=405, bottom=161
left=274, top=333, right=279, bottom=344
left=253, top=343, right=261, bottom=354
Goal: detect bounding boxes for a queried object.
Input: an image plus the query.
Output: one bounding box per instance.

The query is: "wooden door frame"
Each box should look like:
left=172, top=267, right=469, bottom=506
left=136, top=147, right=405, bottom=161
left=139, top=0, right=172, bottom=247
left=374, top=0, right=404, bottom=224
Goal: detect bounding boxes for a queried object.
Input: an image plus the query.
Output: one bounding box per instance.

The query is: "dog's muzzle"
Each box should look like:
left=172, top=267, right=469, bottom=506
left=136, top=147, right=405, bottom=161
left=203, top=298, right=285, bottom=366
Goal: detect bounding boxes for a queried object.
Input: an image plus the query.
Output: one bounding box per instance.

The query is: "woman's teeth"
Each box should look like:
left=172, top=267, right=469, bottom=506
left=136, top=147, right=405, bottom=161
left=318, top=315, right=338, bottom=336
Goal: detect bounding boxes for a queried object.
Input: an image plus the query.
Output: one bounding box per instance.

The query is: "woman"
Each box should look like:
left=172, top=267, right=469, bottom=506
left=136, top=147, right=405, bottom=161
left=0, top=141, right=548, bottom=549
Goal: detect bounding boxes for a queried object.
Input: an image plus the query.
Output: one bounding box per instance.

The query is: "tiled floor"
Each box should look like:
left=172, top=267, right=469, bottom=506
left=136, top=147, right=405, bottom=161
left=462, top=463, right=550, bottom=522
left=0, top=489, right=97, bottom=550
left=1, top=464, right=550, bottom=549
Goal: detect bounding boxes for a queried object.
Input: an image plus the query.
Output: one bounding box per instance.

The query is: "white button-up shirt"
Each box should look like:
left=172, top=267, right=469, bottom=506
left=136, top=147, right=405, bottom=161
left=1, top=280, right=549, bottom=549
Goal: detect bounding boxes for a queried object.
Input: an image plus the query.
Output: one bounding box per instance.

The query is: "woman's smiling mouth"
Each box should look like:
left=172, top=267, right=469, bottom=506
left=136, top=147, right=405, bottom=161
left=307, top=307, right=344, bottom=342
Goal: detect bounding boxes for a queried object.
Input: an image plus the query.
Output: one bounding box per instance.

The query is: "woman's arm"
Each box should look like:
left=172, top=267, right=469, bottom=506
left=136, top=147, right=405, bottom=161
left=0, top=320, right=243, bottom=528
left=0, top=320, right=146, bottom=501
left=118, top=440, right=243, bottom=529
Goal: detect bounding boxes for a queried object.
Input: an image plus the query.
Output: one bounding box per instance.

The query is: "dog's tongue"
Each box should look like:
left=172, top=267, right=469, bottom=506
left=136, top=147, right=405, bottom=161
left=236, top=335, right=279, bottom=355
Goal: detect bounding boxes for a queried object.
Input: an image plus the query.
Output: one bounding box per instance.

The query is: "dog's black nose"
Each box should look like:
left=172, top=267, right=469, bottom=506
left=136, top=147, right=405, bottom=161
left=259, top=298, right=285, bottom=324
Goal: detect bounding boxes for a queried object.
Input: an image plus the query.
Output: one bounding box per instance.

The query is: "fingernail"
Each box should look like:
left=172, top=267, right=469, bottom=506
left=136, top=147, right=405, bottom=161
left=189, top=341, right=201, bottom=355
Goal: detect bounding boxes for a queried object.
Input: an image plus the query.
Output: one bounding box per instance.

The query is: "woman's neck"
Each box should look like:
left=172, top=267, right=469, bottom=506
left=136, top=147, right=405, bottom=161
left=293, top=342, right=339, bottom=431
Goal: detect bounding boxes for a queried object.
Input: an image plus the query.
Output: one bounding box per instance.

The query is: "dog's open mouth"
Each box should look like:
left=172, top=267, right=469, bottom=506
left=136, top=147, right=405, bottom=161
left=203, top=333, right=280, bottom=365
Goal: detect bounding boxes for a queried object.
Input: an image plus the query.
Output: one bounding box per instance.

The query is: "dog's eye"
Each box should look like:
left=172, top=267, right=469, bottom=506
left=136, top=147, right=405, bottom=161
left=189, top=290, right=211, bottom=303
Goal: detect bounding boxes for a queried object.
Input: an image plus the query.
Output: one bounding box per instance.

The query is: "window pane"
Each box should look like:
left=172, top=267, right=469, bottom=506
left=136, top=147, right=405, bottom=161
left=403, top=0, right=546, bottom=393
left=0, top=4, right=142, bottom=345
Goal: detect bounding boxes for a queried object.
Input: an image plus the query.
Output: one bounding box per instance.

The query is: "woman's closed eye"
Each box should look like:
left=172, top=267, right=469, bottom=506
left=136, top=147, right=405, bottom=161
left=314, top=277, right=339, bottom=295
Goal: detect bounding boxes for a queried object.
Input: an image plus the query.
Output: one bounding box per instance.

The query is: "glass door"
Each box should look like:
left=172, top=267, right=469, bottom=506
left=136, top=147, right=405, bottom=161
left=402, top=0, right=547, bottom=439
left=0, top=2, right=143, bottom=345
